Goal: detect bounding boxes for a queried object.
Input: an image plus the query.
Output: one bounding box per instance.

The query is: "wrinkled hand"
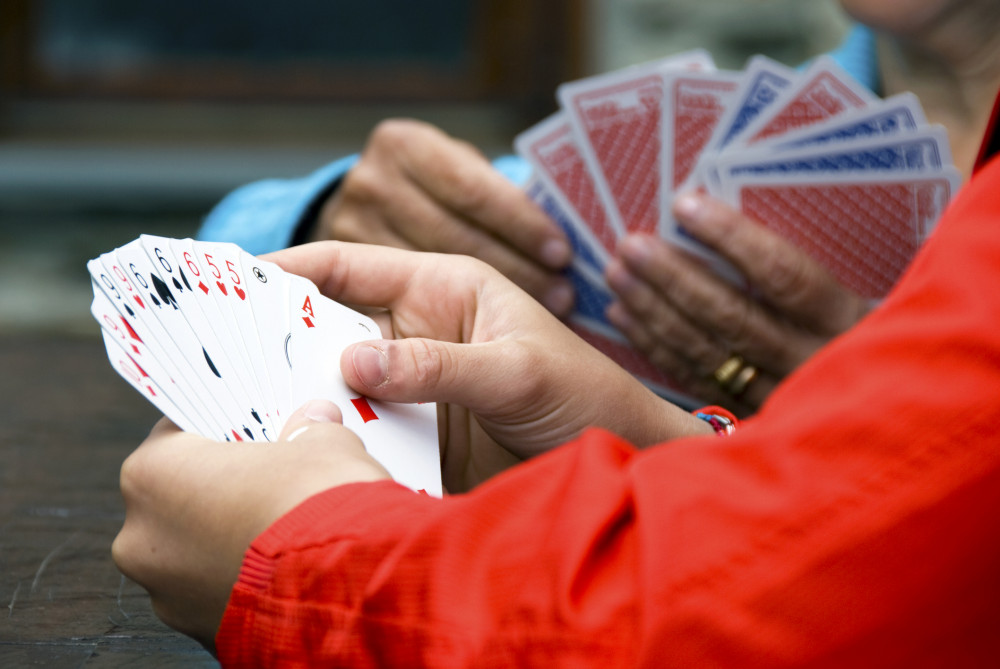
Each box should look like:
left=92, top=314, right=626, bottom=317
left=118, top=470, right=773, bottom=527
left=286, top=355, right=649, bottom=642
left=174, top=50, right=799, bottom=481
left=605, top=193, right=872, bottom=415
left=267, top=242, right=711, bottom=492
left=311, top=119, right=574, bottom=316
left=111, top=401, right=388, bottom=653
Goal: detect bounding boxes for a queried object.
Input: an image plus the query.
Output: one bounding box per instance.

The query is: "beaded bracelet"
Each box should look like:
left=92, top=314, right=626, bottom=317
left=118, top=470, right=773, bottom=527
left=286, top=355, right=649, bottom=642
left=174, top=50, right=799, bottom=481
left=693, top=405, right=739, bottom=436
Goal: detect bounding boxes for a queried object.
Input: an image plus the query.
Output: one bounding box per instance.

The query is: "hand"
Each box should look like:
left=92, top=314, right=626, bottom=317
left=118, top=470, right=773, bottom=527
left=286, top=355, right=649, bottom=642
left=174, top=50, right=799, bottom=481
left=111, top=401, right=389, bottom=652
left=266, top=242, right=712, bottom=492
left=605, top=192, right=872, bottom=415
left=310, top=119, right=575, bottom=316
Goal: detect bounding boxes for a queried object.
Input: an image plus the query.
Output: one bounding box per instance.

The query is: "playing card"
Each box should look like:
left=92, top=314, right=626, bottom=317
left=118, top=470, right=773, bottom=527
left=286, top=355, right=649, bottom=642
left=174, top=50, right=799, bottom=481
left=726, top=55, right=877, bottom=150
left=558, top=50, right=715, bottom=238
left=90, top=237, right=443, bottom=495
left=659, top=68, right=743, bottom=233
left=172, top=239, right=283, bottom=432
left=99, top=329, right=197, bottom=433
left=163, top=238, right=277, bottom=435
left=721, top=169, right=962, bottom=298
left=706, top=55, right=800, bottom=154
left=229, top=252, right=295, bottom=425
left=92, top=286, right=219, bottom=436
left=516, top=47, right=959, bottom=410
left=88, top=254, right=254, bottom=441
left=676, top=56, right=799, bottom=199
left=515, top=113, right=616, bottom=264
left=524, top=177, right=604, bottom=278
left=106, top=242, right=271, bottom=441
left=760, top=92, right=927, bottom=151
left=706, top=127, right=953, bottom=197
left=284, top=273, right=442, bottom=496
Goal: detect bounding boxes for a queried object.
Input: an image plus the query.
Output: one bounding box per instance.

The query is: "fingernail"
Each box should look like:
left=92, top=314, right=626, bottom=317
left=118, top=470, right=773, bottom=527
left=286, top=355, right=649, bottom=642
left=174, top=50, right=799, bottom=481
left=352, top=343, right=389, bottom=388
left=604, top=301, right=629, bottom=329
left=618, top=235, right=651, bottom=266
left=673, top=192, right=704, bottom=224
left=301, top=399, right=340, bottom=423
left=540, top=238, right=572, bottom=268
left=543, top=280, right=574, bottom=317
left=604, top=258, right=636, bottom=293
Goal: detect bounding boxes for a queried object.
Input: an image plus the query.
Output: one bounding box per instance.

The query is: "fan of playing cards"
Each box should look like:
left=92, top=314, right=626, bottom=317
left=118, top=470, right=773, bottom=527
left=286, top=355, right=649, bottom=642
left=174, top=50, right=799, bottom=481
left=516, top=51, right=961, bottom=404
left=88, top=236, right=441, bottom=496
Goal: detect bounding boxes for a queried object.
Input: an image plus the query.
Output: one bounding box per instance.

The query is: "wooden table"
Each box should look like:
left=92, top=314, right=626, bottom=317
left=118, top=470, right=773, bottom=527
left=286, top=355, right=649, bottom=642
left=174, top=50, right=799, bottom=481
left=0, top=333, right=217, bottom=666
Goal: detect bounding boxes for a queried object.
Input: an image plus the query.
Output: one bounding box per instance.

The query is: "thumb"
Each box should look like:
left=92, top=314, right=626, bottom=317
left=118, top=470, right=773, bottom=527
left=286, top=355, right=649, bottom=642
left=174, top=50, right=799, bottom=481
left=278, top=399, right=344, bottom=443
left=342, top=338, right=502, bottom=407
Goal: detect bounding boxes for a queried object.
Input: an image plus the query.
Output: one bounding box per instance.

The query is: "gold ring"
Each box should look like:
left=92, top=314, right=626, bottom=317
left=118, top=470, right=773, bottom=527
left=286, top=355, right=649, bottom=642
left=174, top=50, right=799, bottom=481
left=728, top=364, right=758, bottom=397
left=713, top=354, right=745, bottom=387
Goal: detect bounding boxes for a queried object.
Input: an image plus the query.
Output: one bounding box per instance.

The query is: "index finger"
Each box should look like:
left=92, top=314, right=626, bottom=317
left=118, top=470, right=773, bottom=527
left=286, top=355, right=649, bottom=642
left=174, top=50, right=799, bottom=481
left=391, top=122, right=571, bottom=269
left=263, top=241, right=489, bottom=322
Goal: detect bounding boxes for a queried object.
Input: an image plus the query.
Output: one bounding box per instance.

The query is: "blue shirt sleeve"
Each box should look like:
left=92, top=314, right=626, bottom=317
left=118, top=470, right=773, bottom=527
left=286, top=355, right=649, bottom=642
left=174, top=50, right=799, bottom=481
left=197, top=151, right=532, bottom=254
left=818, top=24, right=880, bottom=94
left=198, top=155, right=359, bottom=256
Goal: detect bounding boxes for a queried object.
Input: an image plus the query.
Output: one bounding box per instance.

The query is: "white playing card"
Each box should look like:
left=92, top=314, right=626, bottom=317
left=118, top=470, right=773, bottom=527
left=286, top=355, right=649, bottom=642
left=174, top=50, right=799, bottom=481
left=92, top=285, right=220, bottom=436
left=91, top=236, right=442, bottom=496
left=109, top=241, right=270, bottom=442
left=88, top=256, right=241, bottom=440
left=230, top=251, right=295, bottom=430
left=99, top=329, right=198, bottom=433
left=164, top=237, right=277, bottom=436
left=174, top=239, right=282, bottom=433
left=285, top=273, right=442, bottom=496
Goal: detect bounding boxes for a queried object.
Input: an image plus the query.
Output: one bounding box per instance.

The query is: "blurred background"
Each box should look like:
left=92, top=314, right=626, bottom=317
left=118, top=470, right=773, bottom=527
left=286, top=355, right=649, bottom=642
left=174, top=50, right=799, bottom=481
left=0, top=0, right=850, bottom=334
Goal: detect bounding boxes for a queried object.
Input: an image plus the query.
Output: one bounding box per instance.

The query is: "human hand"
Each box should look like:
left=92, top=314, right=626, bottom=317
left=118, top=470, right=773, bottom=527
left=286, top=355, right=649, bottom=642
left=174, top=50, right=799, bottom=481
left=266, top=242, right=712, bottom=492
left=311, top=119, right=575, bottom=316
left=605, top=192, right=872, bottom=415
left=111, top=401, right=389, bottom=652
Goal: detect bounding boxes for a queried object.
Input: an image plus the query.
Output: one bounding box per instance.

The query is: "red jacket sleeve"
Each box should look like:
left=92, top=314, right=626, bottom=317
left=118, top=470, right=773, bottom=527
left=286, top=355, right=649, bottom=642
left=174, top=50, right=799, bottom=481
left=216, top=156, right=1000, bottom=668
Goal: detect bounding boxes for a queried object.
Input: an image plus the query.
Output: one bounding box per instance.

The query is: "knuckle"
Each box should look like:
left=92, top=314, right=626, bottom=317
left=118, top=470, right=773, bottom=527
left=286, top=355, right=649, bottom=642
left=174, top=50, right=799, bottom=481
left=760, top=242, right=813, bottom=304
left=705, top=206, right=740, bottom=242
left=408, top=338, right=448, bottom=391
left=504, top=341, right=548, bottom=398
left=109, top=530, right=133, bottom=574
left=446, top=168, right=491, bottom=215
left=644, top=307, right=685, bottom=342
left=712, top=294, right=754, bottom=347
left=341, top=162, right=385, bottom=205
left=118, top=450, right=147, bottom=502
left=369, top=118, right=423, bottom=149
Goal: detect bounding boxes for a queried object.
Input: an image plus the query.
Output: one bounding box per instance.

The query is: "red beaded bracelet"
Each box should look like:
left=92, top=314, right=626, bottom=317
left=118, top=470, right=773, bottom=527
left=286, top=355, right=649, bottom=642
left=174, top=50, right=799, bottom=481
left=693, top=405, right=739, bottom=436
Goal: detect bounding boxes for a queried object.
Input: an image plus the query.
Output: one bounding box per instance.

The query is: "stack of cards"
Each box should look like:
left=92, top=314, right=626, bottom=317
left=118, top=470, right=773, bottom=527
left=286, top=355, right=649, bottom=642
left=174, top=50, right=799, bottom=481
left=516, top=51, right=961, bottom=404
left=89, top=235, right=441, bottom=496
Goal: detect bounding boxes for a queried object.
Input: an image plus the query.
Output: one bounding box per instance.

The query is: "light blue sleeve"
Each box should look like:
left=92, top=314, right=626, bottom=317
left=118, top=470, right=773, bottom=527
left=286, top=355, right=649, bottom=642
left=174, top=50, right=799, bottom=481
left=197, top=152, right=532, bottom=255
left=821, top=24, right=880, bottom=94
